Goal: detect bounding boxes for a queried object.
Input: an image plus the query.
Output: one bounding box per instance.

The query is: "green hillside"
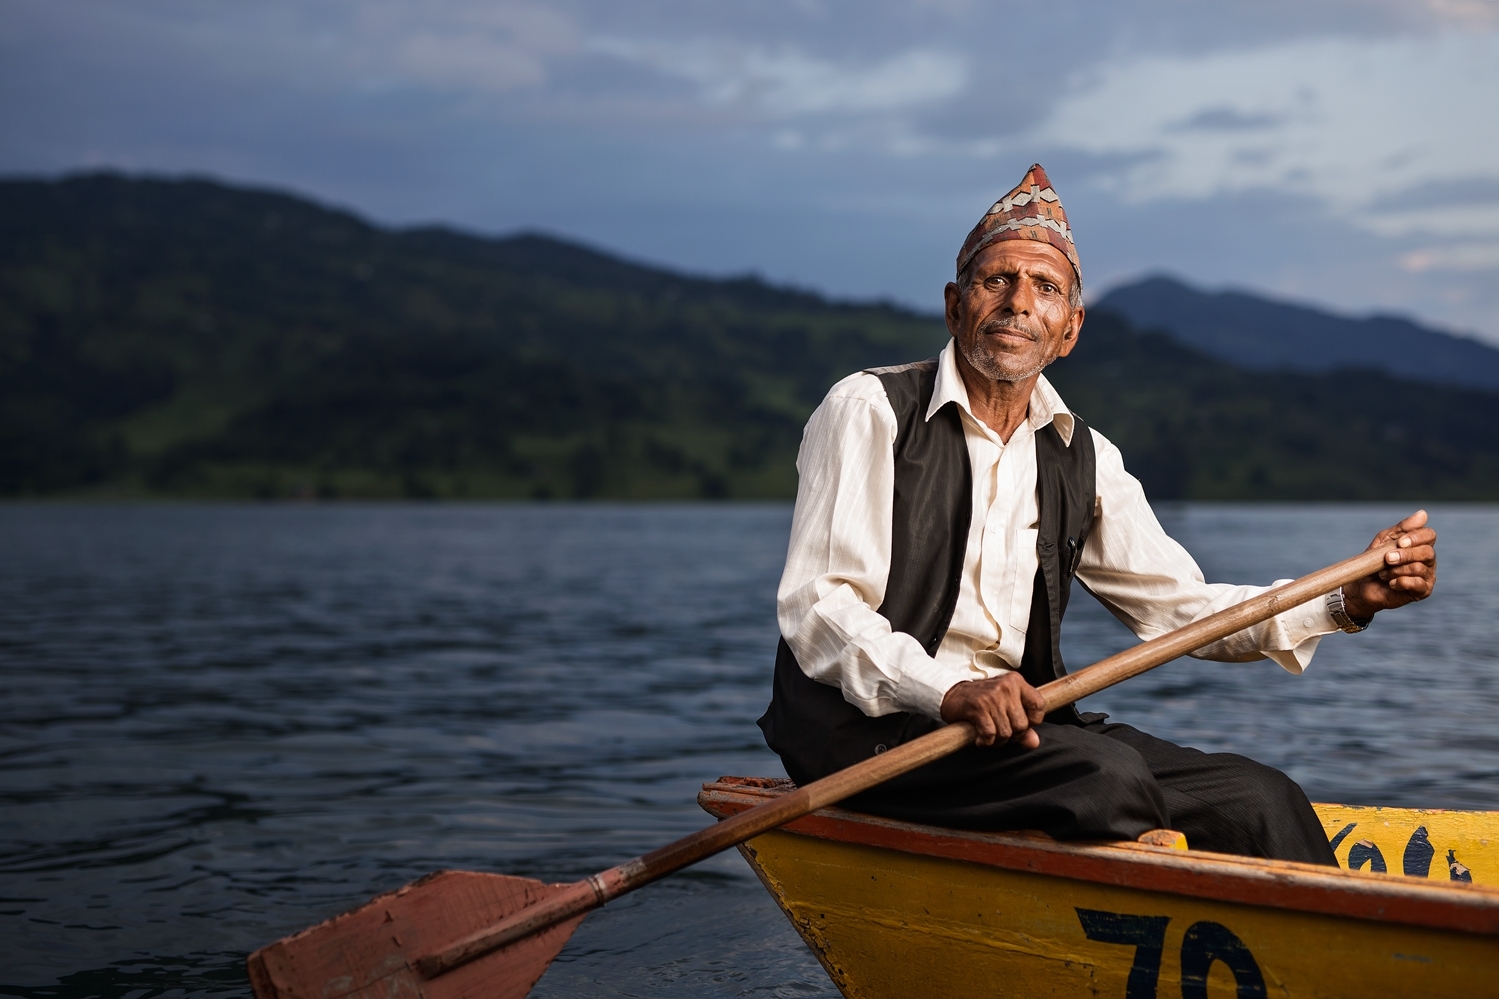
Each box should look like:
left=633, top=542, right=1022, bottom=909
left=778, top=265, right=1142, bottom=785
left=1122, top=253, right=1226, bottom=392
left=1049, top=329, right=1499, bottom=500
left=0, top=174, right=945, bottom=499
left=3, top=172, right=1499, bottom=501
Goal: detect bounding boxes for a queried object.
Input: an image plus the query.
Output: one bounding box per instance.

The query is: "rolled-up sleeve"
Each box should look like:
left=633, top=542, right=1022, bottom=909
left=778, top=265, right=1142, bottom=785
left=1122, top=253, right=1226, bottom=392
left=1077, top=428, right=1339, bottom=674
left=777, top=374, right=967, bottom=719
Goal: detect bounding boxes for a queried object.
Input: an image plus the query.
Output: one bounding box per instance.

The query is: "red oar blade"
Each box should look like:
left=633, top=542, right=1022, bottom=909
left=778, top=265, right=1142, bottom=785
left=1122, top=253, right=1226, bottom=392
left=247, top=871, right=584, bottom=999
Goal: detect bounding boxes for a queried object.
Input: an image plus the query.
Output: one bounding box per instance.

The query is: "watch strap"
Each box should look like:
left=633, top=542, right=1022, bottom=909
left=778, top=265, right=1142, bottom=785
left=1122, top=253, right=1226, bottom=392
left=1327, top=586, right=1371, bottom=633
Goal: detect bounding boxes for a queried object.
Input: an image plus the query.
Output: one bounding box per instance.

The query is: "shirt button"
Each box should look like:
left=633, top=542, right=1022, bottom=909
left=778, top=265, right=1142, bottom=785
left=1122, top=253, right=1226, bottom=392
left=874, top=744, right=887, bottom=755
left=1303, top=618, right=1313, bottom=628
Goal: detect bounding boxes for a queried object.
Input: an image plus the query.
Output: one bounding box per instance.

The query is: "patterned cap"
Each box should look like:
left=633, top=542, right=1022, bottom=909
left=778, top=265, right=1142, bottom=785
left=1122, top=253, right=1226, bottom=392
left=956, top=163, right=1080, bottom=284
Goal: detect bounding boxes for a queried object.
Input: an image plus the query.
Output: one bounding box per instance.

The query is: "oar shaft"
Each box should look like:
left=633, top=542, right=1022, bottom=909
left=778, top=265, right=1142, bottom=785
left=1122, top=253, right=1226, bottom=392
left=421, top=540, right=1397, bottom=978
left=1039, top=542, right=1395, bottom=711
left=418, top=723, right=976, bottom=976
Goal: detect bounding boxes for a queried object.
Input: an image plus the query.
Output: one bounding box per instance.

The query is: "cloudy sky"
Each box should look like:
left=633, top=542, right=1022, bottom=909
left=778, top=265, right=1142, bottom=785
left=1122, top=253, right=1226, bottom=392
left=5, top=0, right=1499, bottom=340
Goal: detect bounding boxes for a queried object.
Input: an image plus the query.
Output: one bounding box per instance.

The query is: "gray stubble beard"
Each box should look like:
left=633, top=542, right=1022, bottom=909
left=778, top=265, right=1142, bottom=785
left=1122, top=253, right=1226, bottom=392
left=959, top=318, right=1059, bottom=383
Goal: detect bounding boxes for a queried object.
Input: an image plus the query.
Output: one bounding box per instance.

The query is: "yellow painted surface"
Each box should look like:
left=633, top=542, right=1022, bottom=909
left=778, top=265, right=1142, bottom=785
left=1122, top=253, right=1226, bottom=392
left=1313, top=804, right=1495, bottom=883
left=738, top=830, right=1499, bottom=999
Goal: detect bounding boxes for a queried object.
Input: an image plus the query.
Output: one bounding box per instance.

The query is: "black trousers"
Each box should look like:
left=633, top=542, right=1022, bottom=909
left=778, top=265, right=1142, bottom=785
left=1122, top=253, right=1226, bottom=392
left=844, top=719, right=1337, bottom=866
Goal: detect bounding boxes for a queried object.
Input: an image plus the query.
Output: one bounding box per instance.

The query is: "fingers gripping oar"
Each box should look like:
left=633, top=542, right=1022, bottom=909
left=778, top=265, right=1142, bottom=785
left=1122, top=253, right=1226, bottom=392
left=247, top=538, right=1402, bottom=999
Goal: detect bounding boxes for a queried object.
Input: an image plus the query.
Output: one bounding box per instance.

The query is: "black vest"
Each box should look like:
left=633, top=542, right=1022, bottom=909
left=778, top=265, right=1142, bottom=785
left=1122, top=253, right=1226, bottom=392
left=758, top=358, right=1098, bottom=785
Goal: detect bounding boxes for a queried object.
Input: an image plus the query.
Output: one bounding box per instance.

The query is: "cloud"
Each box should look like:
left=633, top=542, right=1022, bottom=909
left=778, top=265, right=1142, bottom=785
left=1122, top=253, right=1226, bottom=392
left=5, top=0, right=1499, bottom=332
left=2, top=0, right=586, bottom=97
left=366, top=4, right=581, bottom=93
left=1032, top=30, right=1499, bottom=245
left=1400, top=242, right=1499, bottom=273
left=590, top=38, right=968, bottom=118
left=1167, top=107, right=1283, bottom=133
left=1420, top=0, right=1499, bottom=27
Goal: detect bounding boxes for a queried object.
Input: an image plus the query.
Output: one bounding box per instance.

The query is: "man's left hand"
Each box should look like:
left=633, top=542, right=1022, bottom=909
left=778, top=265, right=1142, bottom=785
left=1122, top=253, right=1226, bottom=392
left=1342, top=509, right=1437, bottom=621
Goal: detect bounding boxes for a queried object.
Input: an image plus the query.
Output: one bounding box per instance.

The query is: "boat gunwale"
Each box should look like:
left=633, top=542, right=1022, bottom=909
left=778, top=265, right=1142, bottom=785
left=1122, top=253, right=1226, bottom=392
left=699, top=779, right=1499, bottom=936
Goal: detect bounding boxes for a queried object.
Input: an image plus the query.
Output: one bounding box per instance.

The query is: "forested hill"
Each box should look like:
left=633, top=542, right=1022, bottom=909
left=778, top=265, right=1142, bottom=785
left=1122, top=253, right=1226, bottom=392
left=1, top=173, right=945, bottom=499
left=5, top=172, right=1499, bottom=501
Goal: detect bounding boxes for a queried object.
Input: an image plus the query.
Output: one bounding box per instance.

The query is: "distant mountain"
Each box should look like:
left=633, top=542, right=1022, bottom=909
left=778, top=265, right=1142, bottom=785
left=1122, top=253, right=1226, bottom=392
left=1044, top=327, right=1499, bottom=501
left=1097, top=275, right=1499, bottom=391
left=5, top=172, right=1499, bottom=501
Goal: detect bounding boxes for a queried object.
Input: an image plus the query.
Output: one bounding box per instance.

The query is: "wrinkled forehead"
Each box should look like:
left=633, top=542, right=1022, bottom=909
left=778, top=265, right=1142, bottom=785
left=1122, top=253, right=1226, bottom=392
left=965, top=240, right=1076, bottom=286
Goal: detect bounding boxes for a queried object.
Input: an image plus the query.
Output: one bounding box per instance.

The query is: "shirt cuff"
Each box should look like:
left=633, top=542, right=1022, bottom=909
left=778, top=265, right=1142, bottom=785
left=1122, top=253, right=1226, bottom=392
left=892, top=651, right=968, bottom=720
left=1265, top=584, right=1341, bottom=674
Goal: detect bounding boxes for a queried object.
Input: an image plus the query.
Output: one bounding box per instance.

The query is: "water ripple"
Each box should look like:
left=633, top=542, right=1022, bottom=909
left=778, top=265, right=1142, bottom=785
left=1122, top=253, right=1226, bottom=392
left=1, top=501, right=1496, bottom=997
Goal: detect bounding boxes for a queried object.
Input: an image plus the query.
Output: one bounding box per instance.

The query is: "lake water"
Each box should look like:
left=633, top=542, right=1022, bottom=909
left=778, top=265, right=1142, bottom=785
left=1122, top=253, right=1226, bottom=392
left=2, top=502, right=1496, bottom=998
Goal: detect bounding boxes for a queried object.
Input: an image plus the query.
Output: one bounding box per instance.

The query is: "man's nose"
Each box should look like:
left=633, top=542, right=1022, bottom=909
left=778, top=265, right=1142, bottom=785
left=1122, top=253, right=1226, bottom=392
left=1003, top=281, right=1034, bottom=315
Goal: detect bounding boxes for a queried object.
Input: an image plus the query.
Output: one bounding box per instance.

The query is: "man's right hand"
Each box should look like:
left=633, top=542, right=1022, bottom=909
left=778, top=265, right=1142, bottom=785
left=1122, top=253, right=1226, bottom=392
left=940, top=672, right=1046, bottom=749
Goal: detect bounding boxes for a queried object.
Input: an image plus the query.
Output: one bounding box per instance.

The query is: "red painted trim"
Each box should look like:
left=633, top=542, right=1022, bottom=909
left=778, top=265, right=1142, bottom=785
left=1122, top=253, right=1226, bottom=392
left=699, top=784, right=1499, bottom=936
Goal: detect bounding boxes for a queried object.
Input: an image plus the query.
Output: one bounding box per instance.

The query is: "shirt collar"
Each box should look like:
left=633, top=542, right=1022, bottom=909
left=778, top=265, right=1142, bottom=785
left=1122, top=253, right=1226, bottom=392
left=927, top=341, right=1075, bottom=446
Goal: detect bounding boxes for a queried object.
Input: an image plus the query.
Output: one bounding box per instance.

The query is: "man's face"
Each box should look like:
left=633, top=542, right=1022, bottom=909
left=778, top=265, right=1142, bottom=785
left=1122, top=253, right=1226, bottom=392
left=943, top=240, right=1083, bottom=384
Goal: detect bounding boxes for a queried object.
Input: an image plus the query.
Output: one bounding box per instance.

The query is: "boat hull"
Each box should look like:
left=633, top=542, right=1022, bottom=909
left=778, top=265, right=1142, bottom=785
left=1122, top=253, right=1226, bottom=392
left=701, top=779, right=1499, bottom=999
left=1316, top=803, right=1490, bottom=882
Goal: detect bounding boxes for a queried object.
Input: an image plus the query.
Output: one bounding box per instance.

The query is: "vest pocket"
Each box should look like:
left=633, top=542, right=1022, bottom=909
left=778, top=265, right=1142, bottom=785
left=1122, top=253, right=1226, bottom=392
left=1065, top=533, right=1086, bottom=578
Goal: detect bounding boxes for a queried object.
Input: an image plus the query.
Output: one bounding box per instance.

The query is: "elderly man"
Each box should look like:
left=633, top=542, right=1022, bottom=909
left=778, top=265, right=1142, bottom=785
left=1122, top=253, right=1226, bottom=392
left=758, top=165, right=1437, bottom=864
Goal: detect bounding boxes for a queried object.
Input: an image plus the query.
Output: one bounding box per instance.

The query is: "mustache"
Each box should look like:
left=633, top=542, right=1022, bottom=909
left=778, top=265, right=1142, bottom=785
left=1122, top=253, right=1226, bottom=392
left=976, top=316, right=1041, bottom=341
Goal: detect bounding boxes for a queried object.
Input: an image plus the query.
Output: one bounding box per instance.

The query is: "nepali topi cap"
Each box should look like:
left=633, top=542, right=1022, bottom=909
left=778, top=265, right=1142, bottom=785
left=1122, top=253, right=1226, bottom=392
left=957, top=163, right=1080, bottom=284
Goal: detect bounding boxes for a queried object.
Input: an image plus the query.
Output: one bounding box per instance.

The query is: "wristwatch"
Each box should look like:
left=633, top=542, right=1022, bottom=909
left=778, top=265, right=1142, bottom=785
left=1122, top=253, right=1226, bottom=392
left=1326, top=586, right=1372, bottom=633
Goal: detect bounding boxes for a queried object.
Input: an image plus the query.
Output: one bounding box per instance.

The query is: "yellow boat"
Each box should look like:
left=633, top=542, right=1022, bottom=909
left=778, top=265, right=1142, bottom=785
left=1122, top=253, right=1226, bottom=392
left=699, top=777, right=1499, bottom=998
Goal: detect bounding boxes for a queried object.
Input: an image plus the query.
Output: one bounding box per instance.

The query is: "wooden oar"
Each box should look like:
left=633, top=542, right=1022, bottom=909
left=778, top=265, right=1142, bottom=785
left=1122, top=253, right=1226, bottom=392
left=247, top=537, right=1402, bottom=999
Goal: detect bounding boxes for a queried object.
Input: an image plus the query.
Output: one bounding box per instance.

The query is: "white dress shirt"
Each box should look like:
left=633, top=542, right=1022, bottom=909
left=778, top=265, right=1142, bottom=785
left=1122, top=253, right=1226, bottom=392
left=778, top=342, right=1339, bottom=721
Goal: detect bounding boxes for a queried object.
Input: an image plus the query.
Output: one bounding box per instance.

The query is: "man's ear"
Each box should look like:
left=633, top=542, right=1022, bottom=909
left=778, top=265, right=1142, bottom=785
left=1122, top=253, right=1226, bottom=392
left=943, top=281, right=962, bottom=338
left=1057, top=305, right=1084, bottom=358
